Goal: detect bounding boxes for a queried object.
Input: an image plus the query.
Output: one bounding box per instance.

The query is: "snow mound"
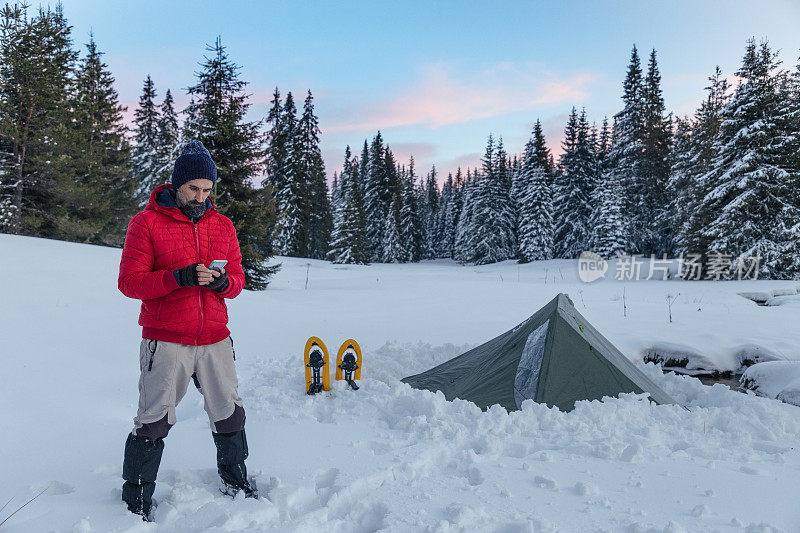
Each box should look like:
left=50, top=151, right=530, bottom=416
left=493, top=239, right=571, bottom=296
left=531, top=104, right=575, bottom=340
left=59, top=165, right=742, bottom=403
left=641, top=343, right=726, bottom=372
left=765, top=293, right=800, bottom=308
left=741, top=361, right=800, bottom=406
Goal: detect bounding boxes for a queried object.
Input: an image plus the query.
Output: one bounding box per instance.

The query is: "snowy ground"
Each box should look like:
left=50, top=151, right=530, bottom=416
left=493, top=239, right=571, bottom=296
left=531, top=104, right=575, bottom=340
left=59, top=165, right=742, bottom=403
left=1, top=233, right=800, bottom=532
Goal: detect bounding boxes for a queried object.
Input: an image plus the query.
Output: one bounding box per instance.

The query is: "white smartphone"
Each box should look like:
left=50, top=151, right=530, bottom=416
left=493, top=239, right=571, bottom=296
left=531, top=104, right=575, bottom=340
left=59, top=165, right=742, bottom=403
left=209, top=259, right=228, bottom=271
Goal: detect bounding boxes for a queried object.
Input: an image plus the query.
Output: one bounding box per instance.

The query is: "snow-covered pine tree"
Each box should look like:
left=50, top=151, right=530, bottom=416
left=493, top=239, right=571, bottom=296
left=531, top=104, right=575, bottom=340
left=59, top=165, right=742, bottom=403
left=531, top=119, right=554, bottom=180
left=699, top=39, right=800, bottom=279
left=360, top=132, right=389, bottom=260
left=184, top=37, right=277, bottom=288
left=495, top=136, right=511, bottom=192
left=358, top=139, right=370, bottom=201
left=330, top=171, right=340, bottom=208
left=642, top=49, right=674, bottom=255
left=442, top=168, right=464, bottom=258
left=470, top=134, right=516, bottom=264
left=433, top=172, right=455, bottom=257
left=383, top=146, right=402, bottom=247
left=606, top=46, right=646, bottom=254
left=453, top=169, right=476, bottom=263
left=297, top=90, right=332, bottom=259
left=382, top=186, right=405, bottom=263
left=131, top=75, right=160, bottom=204
left=273, top=91, right=308, bottom=256
left=553, top=108, right=593, bottom=258
left=588, top=116, right=624, bottom=256
left=679, top=67, right=729, bottom=258
left=516, top=135, right=554, bottom=262
left=666, top=116, right=693, bottom=253
left=400, top=159, right=423, bottom=261
left=154, top=88, right=179, bottom=187
left=589, top=170, right=627, bottom=259
left=596, top=117, right=611, bottom=163
left=329, top=145, right=369, bottom=264
left=422, top=165, right=439, bottom=259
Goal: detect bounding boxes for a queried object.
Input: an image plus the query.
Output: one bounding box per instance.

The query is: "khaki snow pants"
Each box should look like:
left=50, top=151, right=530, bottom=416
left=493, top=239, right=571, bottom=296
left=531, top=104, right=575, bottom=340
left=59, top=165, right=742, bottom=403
left=132, top=337, right=244, bottom=436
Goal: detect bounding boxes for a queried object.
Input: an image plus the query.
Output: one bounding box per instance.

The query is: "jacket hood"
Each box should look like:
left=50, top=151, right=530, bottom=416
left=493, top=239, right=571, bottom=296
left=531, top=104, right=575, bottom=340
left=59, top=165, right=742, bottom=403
left=145, top=184, right=217, bottom=222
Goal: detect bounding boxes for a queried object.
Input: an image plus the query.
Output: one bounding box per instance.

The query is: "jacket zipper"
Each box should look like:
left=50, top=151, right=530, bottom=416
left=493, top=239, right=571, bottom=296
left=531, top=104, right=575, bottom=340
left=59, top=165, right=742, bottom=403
left=194, top=223, right=204, bottom=345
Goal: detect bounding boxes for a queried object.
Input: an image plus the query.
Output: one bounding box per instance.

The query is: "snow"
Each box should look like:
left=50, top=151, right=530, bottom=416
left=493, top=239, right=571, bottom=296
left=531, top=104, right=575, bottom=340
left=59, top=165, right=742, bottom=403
left=2, top=234, right=800, bottom=531
left=742, top=361, right=800, bottom=406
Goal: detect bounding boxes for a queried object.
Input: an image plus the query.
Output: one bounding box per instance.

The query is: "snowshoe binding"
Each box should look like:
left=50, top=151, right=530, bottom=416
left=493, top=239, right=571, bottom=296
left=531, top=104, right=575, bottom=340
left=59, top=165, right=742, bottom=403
left=304, top=336, right=330, bottom=395
left=335, top=339, right=362, bottom=390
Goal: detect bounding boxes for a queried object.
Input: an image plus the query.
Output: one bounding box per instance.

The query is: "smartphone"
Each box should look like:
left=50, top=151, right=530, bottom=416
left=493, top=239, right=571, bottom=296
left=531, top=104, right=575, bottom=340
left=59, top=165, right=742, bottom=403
left=209, top=259, right=228, bottom=271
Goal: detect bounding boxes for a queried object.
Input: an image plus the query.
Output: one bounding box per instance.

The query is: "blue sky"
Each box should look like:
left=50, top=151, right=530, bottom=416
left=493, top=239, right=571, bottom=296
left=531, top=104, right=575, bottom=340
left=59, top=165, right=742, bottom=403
left=65, top=0, right=800, bottom=182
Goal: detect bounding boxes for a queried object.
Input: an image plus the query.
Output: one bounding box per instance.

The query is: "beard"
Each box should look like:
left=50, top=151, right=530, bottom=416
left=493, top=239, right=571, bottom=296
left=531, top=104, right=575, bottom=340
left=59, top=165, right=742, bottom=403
left=179, top=200, right=206, bottom=219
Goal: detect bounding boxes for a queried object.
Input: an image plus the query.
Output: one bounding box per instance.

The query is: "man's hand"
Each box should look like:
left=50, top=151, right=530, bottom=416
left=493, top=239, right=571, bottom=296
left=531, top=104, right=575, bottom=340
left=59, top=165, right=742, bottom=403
left=206, top=267, right=229, bottom=293
left=174, top=263, right=201, bottom=287
left=196, top=264, right=218, bottom=286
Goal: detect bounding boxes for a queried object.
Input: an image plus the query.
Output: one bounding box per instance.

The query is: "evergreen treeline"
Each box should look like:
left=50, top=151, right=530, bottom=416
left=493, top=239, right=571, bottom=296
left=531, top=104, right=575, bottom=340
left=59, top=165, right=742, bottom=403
left=325, top=40, right=800, bottom=279
left=0, top=3, right=286, bottom=289
left=0, top=4, right=797, bottom=281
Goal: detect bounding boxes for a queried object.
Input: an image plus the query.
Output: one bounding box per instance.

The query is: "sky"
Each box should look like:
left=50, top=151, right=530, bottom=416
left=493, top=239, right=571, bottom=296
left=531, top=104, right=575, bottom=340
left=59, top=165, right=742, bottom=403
left=62, top=0, right=800, bottom=183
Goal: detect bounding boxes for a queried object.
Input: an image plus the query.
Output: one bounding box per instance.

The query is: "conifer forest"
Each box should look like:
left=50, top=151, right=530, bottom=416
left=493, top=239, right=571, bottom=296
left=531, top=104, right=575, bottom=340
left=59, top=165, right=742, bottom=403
left=1, top=3, right=798, bottom=287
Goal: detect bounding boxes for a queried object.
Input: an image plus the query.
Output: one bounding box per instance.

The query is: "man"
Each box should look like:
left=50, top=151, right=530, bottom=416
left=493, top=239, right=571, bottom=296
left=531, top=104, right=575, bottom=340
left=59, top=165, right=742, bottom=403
left=118, top=140, right=256, bottom=521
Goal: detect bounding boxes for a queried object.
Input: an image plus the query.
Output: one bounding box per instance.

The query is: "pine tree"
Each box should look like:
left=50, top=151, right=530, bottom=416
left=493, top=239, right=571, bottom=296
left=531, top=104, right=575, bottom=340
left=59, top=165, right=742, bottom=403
left=698, top=39, right=800, bottom=278
left=153, top=88, right=179, bottom=188
left=273, top=91, right=307, bottom=256
left=0, top=3, right=77, bottom=235
left=184, top=37, right=277, bottom=289
left=433, top=172, right=454, bottom=258
left=589, top=171, right=628, bottom=259
left=131, top=75, right=160, bottom=204
left=297, top=90, right=331, bottom=259
left=470, top=134, right=516, bottom=264
left=330, top=171, right=340, bottom=207
left=441, top=168, right=463, bottom=258
left=666, top=115, right=694, bottom=253
left=531, top=119, right=554, bottom=180
left=605, top=45, right=646, bottom=254
left=679, top=67, right=729, bottom=257
left=362, top=131, right=391, bottom=260
left=589, top=115, right=625, bottom=257
left=596, top=117, right=611, bottom=163
left=553, top=108, right=593, bottom=258
left=422, top=165, right=439, bottom=259
left=263, top=88, right=285, bottom=193
left=58, top=33, right=134, bottom=246
left=642, top=49, right=674, bottom=255
left=453, top=169, right=476, bottom=263
left=382, top=185, right=405, bottom=263
left=329, top=145, right=369, bottom=264
left=516, top=136, right=554, bottom=262
left=398, top=159, right=423, bottom=261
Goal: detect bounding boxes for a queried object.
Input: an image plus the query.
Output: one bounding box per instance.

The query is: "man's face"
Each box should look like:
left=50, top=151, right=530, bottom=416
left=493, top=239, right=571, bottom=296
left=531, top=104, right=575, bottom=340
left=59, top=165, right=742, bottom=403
left=175, top=179, right=214, bottom=208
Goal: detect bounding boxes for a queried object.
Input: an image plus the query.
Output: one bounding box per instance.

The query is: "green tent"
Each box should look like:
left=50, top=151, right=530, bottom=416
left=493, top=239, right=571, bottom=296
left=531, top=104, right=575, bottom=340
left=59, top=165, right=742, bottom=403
left=402, top=293, right=681, bottom=412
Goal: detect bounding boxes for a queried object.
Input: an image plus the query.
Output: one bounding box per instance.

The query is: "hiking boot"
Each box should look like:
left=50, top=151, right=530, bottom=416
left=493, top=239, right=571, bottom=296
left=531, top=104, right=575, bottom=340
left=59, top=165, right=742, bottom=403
left=122, top=433, right=164, bottom=520
left=212, top=429, right=258, bottom=499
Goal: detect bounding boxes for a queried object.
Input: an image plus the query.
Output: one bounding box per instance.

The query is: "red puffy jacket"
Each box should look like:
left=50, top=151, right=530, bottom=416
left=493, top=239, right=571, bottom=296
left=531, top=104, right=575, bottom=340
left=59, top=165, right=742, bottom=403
left=118, top=184, right=245, bottom=346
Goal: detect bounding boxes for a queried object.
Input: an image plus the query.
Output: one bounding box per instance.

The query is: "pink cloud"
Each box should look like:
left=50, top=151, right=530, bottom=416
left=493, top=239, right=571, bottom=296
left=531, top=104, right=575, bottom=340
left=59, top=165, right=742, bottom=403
left=323, top=63, right=597, bottom=134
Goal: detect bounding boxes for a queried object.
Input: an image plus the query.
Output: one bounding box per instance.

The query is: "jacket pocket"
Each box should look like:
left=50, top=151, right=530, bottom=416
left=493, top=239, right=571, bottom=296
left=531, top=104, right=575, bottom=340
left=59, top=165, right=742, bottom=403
left=155, top=301, right=163, bottom=322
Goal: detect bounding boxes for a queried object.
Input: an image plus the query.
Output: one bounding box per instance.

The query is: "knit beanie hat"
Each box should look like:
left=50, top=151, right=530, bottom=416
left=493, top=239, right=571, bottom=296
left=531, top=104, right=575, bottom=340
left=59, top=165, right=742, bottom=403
left=171, top=140, right=217, bottom=190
